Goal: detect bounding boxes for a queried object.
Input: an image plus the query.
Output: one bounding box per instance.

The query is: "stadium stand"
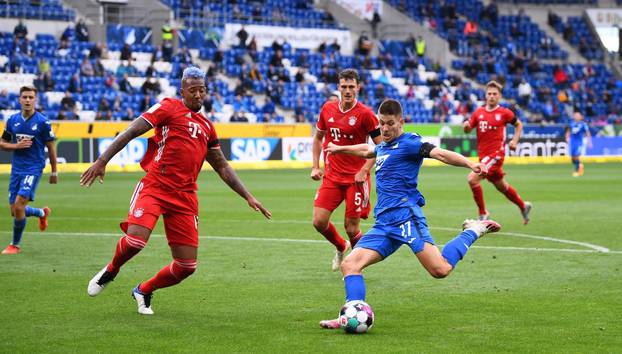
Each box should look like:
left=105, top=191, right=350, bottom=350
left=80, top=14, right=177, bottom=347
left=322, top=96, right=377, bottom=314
left=549, top=14, right=604, bottom=61
left=0, top=0, right=75, bottom=21
left=161, top=0, right=343, bottom=29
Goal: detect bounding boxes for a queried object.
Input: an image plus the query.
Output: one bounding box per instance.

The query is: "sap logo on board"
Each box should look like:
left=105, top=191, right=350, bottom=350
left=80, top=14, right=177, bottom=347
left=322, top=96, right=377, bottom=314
left=231, top=138, right=278, bottom=161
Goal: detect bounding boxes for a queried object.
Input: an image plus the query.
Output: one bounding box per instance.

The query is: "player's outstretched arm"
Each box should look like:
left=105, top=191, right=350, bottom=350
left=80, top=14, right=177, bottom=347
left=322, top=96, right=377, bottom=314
left=45, top=140, right=58, bottom=184
left=355, top=135, right=382, bottom=183
left=429, top=147, right=486, bottom=175
left=310, top=130, right=325, bottom=181
left=325, top=142, right=376, bottom=158
left=509, top=119, right=522, bottom=150
left=80, top=117, right=152, bottom=186
left=206, top=148, right=272, bottom=219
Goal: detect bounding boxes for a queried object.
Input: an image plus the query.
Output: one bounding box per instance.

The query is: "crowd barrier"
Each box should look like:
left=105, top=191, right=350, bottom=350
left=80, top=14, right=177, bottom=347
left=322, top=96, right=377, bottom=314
left=1, top=122, right=621, bottom=174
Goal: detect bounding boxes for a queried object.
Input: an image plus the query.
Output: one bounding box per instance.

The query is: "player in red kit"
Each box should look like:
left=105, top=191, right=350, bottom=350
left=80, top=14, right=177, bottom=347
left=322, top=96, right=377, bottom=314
left=311, top=69, right=381, bottom=271
left=463, top=81, right=532, bottom=224
left=81, top=67, right=271, bottom=315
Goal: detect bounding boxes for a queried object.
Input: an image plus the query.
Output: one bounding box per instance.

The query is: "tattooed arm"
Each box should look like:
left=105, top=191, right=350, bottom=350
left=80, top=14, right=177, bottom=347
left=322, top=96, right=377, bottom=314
left=80, top=117, right=152, bottom=186
left=206, top=148, right=271, bottom=219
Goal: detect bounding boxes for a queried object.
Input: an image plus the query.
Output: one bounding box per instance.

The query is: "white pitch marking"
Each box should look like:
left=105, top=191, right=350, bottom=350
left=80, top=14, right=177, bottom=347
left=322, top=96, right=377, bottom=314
left=1, top=231, right=620, bottom=255
left=1, top=217, right=612, bottom=253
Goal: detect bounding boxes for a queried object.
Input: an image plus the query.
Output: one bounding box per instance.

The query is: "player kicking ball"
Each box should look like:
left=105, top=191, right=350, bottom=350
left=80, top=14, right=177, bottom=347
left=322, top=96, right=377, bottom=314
left=319, top=99, right=500, bottom=329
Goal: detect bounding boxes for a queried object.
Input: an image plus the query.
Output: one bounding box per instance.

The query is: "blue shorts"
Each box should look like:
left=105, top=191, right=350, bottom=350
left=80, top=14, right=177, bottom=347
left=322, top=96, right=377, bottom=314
left=355, top=210, right=436, bottom=259
left=569, top=142, right=586, bottom=157
left=8, top=173, right=42, bottom=205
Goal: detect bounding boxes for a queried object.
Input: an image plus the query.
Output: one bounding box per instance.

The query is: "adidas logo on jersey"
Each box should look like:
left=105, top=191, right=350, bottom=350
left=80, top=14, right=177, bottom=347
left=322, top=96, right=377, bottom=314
left=328, top=117, right=334, bottom=122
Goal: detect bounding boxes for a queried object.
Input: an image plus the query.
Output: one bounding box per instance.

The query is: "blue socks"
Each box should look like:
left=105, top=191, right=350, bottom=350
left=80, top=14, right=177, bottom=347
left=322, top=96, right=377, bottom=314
left=344, top=274, right=366, bottom=302
left=441, top=230, right=479, bottom=268
left=12, top=218, right=26, bottom=246
left=572, top=160, right=580, bottom=171
left=25, top=206, right=44, bottom=217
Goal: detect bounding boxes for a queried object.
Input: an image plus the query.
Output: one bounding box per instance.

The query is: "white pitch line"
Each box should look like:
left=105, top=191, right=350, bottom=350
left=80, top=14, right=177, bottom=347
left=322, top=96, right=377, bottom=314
left=431, top=227, right=611, bottom=253
left=1, top=231, right=621, bottom=255
left=0, top=217, right=613, bottom=253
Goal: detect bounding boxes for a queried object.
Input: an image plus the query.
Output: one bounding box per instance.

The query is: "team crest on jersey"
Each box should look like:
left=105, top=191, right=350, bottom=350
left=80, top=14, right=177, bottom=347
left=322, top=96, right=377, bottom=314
left=348, top=116, right=357, bottom=126
left=479, top=114, right=483, bottom=119
left=133, top=208, right=144, bottom=218
left=495, top=114, right=501, bottom=121
left=375, top=154, right=389, bottom=171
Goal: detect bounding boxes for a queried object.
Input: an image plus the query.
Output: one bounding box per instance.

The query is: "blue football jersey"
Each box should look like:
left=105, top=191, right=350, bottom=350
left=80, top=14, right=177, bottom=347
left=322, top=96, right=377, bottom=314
left=569, top=121, right=589, bottom=144
left=3, top=111, right=55, bottom=174
left=373, top=132, right=429, bottom=225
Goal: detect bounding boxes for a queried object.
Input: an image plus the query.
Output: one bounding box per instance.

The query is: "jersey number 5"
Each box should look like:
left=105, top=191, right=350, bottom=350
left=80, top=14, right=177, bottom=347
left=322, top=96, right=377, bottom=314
left=354, top=192, right=362, bottom=206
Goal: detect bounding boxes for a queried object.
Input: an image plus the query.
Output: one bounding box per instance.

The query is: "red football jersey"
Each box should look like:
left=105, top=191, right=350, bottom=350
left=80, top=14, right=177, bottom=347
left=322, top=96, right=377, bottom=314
left=140, top=98, right=220, bottom=191
left=468, top=105, right=516, bottom=158
left=317, top=100, right=379, bottom=183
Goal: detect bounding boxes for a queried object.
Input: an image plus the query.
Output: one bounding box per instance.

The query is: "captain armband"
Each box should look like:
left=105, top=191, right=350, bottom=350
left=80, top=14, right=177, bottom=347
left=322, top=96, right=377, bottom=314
left=419, top=142, right=436, bottom=158
left=2, top=130, right=12, bottom=142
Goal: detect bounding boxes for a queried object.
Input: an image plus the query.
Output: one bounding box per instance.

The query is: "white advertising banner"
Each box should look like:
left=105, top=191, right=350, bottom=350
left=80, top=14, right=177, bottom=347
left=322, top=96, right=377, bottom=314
left=586, top=9, right=621, bottom=52
left=282, top=137, right=315, bottom=162
left=586, top=9, right=622, bottom=28
left=224, top=24, right=353, bottom=55
left=335, top=0, right=382, bottom=21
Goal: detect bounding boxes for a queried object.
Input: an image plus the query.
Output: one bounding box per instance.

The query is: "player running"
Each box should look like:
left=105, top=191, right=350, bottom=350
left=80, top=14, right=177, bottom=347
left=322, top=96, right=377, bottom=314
left=462, top=80, right=532, bottom=224
left=319, top=99, right=500, bottom=329
left=0, top=86, right=57, bottom=255
left=565, top=112, right=591, bottom=177
left=311, top=68, right=381, bottom=271
left=81, top=67, right=271, bottom=315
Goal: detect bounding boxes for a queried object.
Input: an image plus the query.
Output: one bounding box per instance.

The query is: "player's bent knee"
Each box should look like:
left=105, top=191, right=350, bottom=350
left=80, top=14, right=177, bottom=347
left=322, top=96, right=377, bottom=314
left=428, top=265, right=452, bottom=279
left=467, top=176, right=480, bottom=186
left=340, top=258, right=361, bottom=275
left=173, top=259, right=197, bottom=279
left=312, top=219, right=329, bottom=232
left=345, top=227, right=359, bottom=239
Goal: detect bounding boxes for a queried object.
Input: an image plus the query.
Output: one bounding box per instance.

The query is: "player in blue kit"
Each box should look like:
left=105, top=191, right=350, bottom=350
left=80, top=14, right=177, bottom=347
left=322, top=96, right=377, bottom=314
left=0, top=86, right=57, bottom=254
left=565, top=112, right=591, bottom=177
left=319, top=99, right=501, bottom=329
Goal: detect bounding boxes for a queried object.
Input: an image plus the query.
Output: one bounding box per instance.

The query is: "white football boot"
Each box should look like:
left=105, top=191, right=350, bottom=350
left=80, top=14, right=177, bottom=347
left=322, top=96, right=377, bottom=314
left=87, top=265, right=116, bottom=297
left=331, top=241, right=350, bottom=272
left=132, top=285, right=154, bottom=315
left=462, top=219, right=501, bottom=238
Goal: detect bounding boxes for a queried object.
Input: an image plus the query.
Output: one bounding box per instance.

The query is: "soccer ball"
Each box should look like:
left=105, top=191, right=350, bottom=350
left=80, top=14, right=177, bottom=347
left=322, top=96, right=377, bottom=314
left=338, top=300, right=375, bottom=334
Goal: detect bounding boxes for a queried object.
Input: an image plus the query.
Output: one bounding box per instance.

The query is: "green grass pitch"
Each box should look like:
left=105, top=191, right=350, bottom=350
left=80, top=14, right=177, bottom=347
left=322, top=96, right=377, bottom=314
left=1, top=163, right=621, bottom=353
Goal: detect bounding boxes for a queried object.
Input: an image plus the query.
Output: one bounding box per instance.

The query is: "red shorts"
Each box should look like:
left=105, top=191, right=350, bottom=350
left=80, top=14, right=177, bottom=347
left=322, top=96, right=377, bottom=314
left=121, top=178, right=200, bottom=247
left=480, top=154, right=505, bottom=183
left=313, top=176, right=371, bottom=219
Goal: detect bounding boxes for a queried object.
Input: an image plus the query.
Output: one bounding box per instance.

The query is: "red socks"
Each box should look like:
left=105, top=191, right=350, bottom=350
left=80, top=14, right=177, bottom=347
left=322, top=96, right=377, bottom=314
left=470, top=184, right=487, bottom=216
left=503, top=185, right=525, bottom=210
left=107, top=234, right=147, bottom=275
left=320, top=222, right=347, bottom=252
left=139, top=259, right=197, bottom=294
left=349, top=231, right=362, bottom=248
